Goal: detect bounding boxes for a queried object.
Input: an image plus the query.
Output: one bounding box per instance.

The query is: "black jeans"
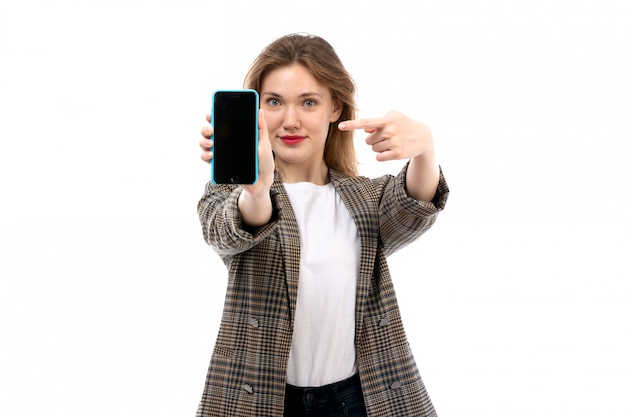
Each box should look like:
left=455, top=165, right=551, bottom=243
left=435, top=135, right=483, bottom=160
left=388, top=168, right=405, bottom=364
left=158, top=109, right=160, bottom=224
left=283, top=373, right=367, bottom=417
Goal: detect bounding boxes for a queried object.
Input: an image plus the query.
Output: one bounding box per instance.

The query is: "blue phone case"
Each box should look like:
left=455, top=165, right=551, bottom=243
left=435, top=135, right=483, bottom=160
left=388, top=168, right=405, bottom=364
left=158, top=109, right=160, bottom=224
left=210, top=89, right=259, bottom=185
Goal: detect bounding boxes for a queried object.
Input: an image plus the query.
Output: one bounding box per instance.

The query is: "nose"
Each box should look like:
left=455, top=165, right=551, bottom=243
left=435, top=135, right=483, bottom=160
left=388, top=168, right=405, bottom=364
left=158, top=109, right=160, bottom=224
left=282, top=106, right=300, bottom=130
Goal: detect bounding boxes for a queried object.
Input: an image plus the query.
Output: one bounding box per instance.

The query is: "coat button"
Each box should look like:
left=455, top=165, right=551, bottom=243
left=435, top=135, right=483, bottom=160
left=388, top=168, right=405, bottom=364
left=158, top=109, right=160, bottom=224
left=390, top=381, right=402, bottom=389
left=243, top=384, right=254, bottom=394
left=248, top=317, right=259, bottom=327
left=379, top=317, right=390, bottom=326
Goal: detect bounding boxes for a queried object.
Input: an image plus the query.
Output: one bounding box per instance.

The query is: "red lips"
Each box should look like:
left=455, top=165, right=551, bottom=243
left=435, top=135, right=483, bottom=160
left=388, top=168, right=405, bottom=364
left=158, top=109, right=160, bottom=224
left=280, top=135, right=306, bottom=145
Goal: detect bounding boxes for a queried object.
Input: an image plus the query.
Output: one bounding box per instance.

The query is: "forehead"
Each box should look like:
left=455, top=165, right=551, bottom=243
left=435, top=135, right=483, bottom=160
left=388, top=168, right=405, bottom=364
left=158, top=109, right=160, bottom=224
left=261, top=63, right=330, bottom=97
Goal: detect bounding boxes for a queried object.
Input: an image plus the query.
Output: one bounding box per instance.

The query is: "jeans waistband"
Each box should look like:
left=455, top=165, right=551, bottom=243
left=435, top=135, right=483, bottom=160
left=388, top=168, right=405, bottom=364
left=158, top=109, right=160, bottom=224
left=284, top=373, right=366, bottom=416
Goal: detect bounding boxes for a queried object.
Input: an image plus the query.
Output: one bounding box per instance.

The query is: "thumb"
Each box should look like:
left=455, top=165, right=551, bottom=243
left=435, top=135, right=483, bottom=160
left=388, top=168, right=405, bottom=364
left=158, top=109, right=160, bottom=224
left=257, top=109, right=271, bottom=147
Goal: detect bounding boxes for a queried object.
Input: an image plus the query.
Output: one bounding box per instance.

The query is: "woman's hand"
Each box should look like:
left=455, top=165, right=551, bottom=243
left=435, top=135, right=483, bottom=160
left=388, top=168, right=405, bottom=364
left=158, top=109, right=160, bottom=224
left=339, top=110, right=434, bottom=161
left=339, top=110, right=439, bottom=202
left=199, top=115, right=214, bottom=163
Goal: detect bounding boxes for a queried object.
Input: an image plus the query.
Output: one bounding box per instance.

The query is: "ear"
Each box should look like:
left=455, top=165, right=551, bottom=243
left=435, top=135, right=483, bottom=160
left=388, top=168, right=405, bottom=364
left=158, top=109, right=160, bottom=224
left=330, top=99, right=343, bottom=123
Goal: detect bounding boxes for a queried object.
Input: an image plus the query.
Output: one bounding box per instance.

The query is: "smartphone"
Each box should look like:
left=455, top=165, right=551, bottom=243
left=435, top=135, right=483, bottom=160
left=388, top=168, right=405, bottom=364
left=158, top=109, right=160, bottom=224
left=211, top=90, right=259, bottom=184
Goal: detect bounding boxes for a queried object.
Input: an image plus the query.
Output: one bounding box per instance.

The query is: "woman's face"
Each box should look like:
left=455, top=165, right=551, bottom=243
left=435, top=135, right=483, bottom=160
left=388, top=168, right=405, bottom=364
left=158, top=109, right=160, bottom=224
left=260, top=63, right=342, bottom=175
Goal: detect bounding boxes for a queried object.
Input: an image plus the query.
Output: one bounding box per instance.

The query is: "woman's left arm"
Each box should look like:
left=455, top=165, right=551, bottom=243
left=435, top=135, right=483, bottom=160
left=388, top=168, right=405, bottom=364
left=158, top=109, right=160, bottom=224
left=406, top=149, right=440, bottom=202
left=339, top=110, right=440, bottom=202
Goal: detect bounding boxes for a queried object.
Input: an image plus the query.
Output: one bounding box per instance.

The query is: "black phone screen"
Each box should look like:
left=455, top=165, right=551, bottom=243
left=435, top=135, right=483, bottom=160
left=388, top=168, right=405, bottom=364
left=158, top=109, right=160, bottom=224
left=211, top=90, right=258, bottom=184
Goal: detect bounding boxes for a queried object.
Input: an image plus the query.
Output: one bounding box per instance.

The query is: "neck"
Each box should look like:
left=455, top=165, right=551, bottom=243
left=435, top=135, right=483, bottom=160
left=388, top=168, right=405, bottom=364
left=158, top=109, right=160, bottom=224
left=277, top=161, right=330, bottom=185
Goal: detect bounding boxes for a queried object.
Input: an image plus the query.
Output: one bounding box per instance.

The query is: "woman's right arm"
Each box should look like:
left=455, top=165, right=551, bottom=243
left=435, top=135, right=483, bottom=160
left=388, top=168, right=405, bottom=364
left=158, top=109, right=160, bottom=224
left=198, top=111, right=277, bottom=256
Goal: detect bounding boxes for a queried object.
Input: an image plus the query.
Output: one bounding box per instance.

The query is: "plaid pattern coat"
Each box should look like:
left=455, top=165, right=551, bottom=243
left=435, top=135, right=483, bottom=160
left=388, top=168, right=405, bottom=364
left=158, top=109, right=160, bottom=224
left=196, top=163, right=449, bottom=416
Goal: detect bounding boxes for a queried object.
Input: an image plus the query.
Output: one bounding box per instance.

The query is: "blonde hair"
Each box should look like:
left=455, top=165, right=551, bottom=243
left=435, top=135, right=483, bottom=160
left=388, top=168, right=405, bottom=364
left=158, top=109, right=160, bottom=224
left=244, top=33, right=358, bottom=177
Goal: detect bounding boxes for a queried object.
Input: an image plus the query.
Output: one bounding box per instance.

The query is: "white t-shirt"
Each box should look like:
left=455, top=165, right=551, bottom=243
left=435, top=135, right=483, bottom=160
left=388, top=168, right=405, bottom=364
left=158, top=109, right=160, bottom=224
left=283, top=182, right=361, bottom=387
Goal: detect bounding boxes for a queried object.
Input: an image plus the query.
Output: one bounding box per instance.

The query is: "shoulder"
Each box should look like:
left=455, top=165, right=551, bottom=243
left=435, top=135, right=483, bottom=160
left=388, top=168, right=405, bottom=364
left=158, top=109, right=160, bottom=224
left=329, top=169, right=393, bottom=193
left=329, top=167, right=389, bottom=182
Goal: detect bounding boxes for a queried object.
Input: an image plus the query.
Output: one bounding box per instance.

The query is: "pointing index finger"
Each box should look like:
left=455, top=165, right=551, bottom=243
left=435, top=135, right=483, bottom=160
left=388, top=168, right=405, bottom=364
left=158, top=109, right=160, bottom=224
left=338, top=117, right=386, bottom=131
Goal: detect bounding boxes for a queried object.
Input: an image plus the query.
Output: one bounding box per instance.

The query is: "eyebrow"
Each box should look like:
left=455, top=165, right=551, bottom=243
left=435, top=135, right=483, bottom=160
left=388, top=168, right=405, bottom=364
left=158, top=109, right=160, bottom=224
left=261, top=91, right=325, bottom=99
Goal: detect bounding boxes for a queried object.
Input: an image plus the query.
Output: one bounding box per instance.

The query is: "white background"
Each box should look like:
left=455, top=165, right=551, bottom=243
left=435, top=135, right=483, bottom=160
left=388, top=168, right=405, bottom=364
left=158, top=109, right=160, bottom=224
left=1, top=1, right=625, bottom=416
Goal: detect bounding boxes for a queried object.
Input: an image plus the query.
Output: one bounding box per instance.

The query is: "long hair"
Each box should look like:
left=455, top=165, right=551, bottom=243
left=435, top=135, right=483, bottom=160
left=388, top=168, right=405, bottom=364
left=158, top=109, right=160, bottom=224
left=244, top=33, right=358, bottom=177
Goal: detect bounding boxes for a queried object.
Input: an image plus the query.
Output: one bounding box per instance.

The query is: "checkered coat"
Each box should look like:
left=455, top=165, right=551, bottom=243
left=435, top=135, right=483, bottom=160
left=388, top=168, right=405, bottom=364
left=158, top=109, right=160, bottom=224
left=196, top=163, right=449, bottom=416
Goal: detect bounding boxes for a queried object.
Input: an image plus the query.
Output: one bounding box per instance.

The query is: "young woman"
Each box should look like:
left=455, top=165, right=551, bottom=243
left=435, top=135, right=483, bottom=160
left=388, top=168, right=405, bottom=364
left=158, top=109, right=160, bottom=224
left=197, top=33, right=449, bottom=417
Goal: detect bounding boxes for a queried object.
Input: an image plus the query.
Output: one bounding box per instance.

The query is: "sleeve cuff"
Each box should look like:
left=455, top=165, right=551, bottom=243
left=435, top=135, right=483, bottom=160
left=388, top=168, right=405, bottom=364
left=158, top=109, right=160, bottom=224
left=396, top=162, right=450, bottom=214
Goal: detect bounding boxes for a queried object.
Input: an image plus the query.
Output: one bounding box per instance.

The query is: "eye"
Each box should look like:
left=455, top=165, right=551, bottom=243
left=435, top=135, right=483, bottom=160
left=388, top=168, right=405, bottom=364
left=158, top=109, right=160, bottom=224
left=267, top=98, right=280, bottom=107
left=303, top=99, right=317, bottom=108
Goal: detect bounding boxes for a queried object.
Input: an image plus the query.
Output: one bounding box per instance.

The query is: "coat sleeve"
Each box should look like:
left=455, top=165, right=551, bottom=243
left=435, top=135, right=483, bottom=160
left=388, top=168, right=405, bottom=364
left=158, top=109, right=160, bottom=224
left=197, top=182, right=280, bottom=258
left=378, top=162, right=449, bottom=256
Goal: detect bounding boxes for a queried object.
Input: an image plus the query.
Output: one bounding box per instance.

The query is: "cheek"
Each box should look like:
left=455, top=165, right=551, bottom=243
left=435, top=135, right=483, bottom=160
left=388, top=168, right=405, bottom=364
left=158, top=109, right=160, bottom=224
left=262, top=111, right=281, bottom=132
left=307, top=114, right=332, bottom=136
